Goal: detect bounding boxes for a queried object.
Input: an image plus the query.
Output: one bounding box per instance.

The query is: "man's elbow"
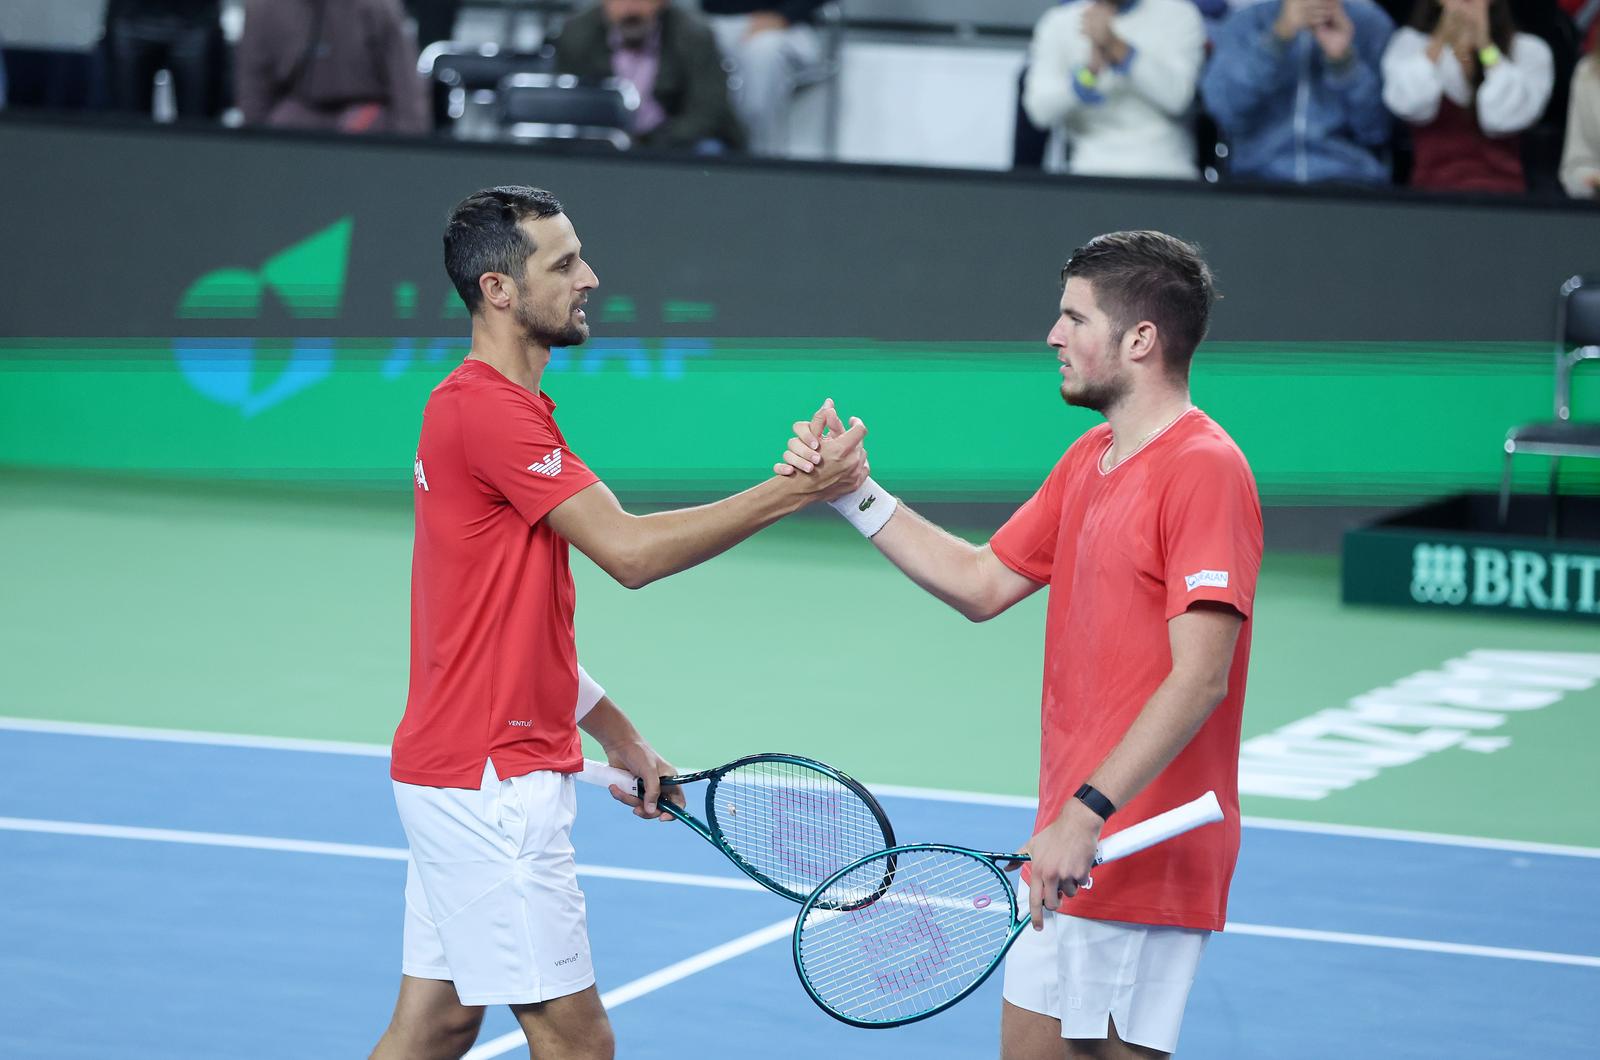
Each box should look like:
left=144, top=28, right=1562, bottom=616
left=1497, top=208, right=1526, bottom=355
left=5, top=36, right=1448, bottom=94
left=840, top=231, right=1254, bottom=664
left=612, top=556, right=654, bottom=590
left=958, top=589, right=1007, bottom=623
left=1198, top=673, right=1230, bottom=711
left=590, top=544, right=654, bottom=590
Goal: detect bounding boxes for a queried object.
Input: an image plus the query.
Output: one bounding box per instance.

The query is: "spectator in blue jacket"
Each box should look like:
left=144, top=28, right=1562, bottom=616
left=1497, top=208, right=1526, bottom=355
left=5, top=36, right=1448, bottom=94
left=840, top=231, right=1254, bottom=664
left=1202, top=0, right=1397, bottom=183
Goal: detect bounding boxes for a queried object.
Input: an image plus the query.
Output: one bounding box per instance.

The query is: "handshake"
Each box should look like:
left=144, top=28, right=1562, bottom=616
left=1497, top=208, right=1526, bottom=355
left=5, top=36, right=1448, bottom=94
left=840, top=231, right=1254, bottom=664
left=771, top=398, right=897, bottom=538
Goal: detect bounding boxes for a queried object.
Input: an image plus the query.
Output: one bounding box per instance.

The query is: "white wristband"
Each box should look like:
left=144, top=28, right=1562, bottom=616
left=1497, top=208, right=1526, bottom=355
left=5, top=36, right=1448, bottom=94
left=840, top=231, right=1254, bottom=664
left=575, top=664, right=605, bottom=721
left=828, top=476, right=897, bottom=537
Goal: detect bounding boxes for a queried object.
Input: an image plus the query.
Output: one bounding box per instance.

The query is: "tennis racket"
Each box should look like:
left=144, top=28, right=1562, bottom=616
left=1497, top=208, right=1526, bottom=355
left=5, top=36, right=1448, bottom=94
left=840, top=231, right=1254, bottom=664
left=792, top=790, right=1224, bottom=1027
left=576, top=753, right=896, bottom=904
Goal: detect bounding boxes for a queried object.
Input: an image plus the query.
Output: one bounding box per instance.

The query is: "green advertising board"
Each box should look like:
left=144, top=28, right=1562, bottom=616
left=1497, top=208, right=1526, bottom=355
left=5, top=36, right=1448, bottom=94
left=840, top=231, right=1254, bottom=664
left=1343, top=495, right=1600, bottom=621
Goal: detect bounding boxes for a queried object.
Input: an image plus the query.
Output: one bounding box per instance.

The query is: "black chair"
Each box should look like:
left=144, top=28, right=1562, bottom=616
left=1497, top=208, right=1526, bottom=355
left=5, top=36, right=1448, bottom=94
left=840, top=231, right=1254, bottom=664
left=1498, top=276, right=1600, bottom=534
left=417, top=41, right=555, bottom=134
left=496, top=73, right=638, bottom=149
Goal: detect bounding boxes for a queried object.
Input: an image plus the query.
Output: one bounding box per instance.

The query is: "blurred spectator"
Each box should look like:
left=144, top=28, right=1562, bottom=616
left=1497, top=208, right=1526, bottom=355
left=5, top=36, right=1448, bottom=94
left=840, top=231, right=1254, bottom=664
left=1203, top=0, right=1396, bottom=183
left=1558, top=0, right=1598, bottom=50
left=236, top=0, right=429, bottom=134
left=555, top=0, right=745, bottom=152
left=104, top=0, right=223, bottom=119
left=1022, top=0, right=1208, bottom=178
left=1382, top=0, right=1554, bottom=192
left=1562, top=39, right=1600, bottom=195
left=700, top=1, right=827, bottom=156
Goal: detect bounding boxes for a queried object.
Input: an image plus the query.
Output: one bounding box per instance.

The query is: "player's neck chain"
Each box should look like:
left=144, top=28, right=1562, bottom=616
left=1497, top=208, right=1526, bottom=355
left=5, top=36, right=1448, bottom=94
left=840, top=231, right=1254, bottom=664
left=1101, top=406, right=1194, bottom=474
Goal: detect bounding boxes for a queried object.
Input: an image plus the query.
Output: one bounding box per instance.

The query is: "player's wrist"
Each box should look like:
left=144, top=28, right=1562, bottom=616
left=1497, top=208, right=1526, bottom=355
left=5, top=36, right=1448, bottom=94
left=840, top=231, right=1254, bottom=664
left=1072, top=782, right=1117, bottom=822
left=828, top=476, right=897, bottom=537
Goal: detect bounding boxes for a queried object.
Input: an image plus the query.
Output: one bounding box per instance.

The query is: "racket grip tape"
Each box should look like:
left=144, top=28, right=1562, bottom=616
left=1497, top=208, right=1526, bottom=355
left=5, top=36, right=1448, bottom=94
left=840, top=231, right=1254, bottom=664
left=576, top=759, right=638, bottom=791
left=1094, top=790, right=1223, bottom=865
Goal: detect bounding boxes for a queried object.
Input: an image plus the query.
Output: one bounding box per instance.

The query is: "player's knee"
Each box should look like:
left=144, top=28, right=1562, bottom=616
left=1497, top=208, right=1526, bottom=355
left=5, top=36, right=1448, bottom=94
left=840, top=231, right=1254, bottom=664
left=544, top=1017, right=613, bottom=1060
left=370, top=1009, right=482, bottom=1060
left=424, top=1008, right=483, bottom=1057
left=580, top=1020, right=616, bottom=1059
left=443, top=1015, right=485, bottom=1056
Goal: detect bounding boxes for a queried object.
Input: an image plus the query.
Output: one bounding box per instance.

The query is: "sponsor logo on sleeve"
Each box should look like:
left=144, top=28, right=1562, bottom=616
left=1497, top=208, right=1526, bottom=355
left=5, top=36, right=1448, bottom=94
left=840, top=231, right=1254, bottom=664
left=1184, top=569, right=1229, bottom=592
left=527, top=448, right=563, bottom=477
left=413, top=455, right=429, bottom=492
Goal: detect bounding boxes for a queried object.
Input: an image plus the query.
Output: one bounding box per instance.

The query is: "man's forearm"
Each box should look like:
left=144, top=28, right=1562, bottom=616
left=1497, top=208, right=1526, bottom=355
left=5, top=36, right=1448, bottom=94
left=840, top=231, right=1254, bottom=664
left=868, top=504, right=1009, bottom=621
left=1083, top=668, right=1228, bottom=810
left=620, top=476, right=811, bottom=588
left=578, top=697, right=639, bottom=750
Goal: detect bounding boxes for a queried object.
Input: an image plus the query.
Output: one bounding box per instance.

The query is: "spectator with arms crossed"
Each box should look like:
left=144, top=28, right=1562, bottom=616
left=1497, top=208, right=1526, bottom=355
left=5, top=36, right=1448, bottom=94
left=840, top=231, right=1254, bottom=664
left=1204, top=0, right=1396, bottom=183
left=1023, top=0, right=1209, bottom=178
left=236, top=0, right=429, bottom=134
left=779, top=232, right=1262, bottom=1059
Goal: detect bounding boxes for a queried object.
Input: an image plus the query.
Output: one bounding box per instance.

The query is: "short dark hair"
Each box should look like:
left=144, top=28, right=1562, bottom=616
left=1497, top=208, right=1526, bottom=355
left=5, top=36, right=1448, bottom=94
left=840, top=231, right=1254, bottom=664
left=444, top=186, right=565, bottom=314
left=1061, top=231, right=1216, bottom=376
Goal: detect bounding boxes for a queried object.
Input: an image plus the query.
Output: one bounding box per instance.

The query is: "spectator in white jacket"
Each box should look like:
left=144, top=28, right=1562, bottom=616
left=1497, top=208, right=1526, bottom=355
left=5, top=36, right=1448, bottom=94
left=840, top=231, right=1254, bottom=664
left=1562, top=47, right=1600, bottom=198
left=1381, top=0, right=1554, bottom=192
left=1023, top=0, right=1208, bottom=179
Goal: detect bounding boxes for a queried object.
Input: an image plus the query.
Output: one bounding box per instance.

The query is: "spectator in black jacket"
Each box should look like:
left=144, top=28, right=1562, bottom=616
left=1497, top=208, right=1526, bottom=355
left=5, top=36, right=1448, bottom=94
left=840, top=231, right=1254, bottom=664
left=700, top=0, right=830, bottom=155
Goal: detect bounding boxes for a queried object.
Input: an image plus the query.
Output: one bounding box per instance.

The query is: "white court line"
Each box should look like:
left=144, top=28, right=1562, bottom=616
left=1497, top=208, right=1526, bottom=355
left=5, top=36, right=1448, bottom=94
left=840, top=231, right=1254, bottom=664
left=3, top=815, right=1596, bottom=971
left=0, top=715, right=391, bottom=757
left=0, top=816, right=764, bottom=892
left=1225, top=924, right=1600, bottom=968
left=1238, top=815, right=1600, bottom=860
left=460, top=918, right=796, bottom=1060
left=3, top=715, right=1599, bottom=859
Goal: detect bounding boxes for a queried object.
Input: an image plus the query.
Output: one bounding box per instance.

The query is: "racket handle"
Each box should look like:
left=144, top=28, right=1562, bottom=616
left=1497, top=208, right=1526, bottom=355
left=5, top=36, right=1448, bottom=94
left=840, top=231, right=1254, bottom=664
left=576, top=759, right=638, bottom=791
left=1094, top=790, right=1223, bottom=865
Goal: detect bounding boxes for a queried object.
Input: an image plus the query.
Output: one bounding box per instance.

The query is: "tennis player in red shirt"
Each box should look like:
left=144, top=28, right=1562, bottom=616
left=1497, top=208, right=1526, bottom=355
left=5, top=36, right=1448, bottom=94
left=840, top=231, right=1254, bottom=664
left=780, top=231, right=1262, bottom=1058
left=371, top=186, right=869, bottom=1060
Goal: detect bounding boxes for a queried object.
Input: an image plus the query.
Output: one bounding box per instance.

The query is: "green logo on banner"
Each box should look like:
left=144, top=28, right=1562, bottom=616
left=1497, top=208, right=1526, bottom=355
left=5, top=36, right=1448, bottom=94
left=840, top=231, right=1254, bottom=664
left=173, top=218, right=353, bottom=416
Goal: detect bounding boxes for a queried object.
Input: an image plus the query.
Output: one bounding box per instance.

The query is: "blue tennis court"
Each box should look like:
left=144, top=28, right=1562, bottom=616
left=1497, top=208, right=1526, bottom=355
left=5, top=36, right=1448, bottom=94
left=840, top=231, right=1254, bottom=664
left=2, top=720, right=1596, bottom=1059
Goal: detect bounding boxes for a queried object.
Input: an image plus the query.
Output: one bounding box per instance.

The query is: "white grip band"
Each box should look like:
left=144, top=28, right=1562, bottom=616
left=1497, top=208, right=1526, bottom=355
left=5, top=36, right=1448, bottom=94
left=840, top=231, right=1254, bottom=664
left=1093, top=790, right=1223, bottom=865
left=574, top=664, right=605, bottom=722
left=576, top=759, right=636, bottom=790
left=828, top=476, right=897, bottom=537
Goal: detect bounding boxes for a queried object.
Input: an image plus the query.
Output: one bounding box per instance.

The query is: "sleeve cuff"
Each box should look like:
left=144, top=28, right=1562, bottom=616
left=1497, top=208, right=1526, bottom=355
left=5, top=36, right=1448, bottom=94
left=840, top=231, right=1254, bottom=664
left=989, top=534, right=1051, bottom=585
left=1073, top=66, right=1107, bottom=104
left=520, top=472, right=601, bottom=528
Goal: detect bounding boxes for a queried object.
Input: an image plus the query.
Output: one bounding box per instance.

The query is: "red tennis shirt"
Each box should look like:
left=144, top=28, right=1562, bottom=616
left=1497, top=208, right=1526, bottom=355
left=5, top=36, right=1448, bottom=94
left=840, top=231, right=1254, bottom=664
left=391, top=359, right=599, bottom=788
left=990, top=409, right=1262, bottom=930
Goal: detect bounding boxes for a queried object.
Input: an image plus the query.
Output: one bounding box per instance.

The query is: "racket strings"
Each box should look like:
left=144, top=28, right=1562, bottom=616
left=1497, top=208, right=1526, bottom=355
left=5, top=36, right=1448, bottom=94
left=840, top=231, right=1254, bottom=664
left=797, top=848, right=1015, bottom=1023
left=710, top=760, right=889, bottom=898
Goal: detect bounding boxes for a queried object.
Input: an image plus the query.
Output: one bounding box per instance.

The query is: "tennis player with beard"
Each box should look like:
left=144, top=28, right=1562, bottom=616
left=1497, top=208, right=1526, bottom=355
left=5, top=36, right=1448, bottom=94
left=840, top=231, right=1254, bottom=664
left=371, top=186, right=868, bottom=1059
left=779, top=231, right=1262, bottom=1059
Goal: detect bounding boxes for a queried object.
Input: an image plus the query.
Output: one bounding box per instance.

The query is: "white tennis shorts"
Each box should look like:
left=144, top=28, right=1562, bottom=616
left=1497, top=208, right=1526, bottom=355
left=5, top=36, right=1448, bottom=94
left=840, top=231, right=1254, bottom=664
left=1002, top=881, right=1209, bottom=1054
left=393, top=760, right=594, bottom=1006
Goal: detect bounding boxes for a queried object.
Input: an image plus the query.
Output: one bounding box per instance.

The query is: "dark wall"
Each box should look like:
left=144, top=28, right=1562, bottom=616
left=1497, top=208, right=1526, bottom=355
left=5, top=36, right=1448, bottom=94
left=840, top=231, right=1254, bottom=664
left=2, top=115, right=1597, bottom=344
